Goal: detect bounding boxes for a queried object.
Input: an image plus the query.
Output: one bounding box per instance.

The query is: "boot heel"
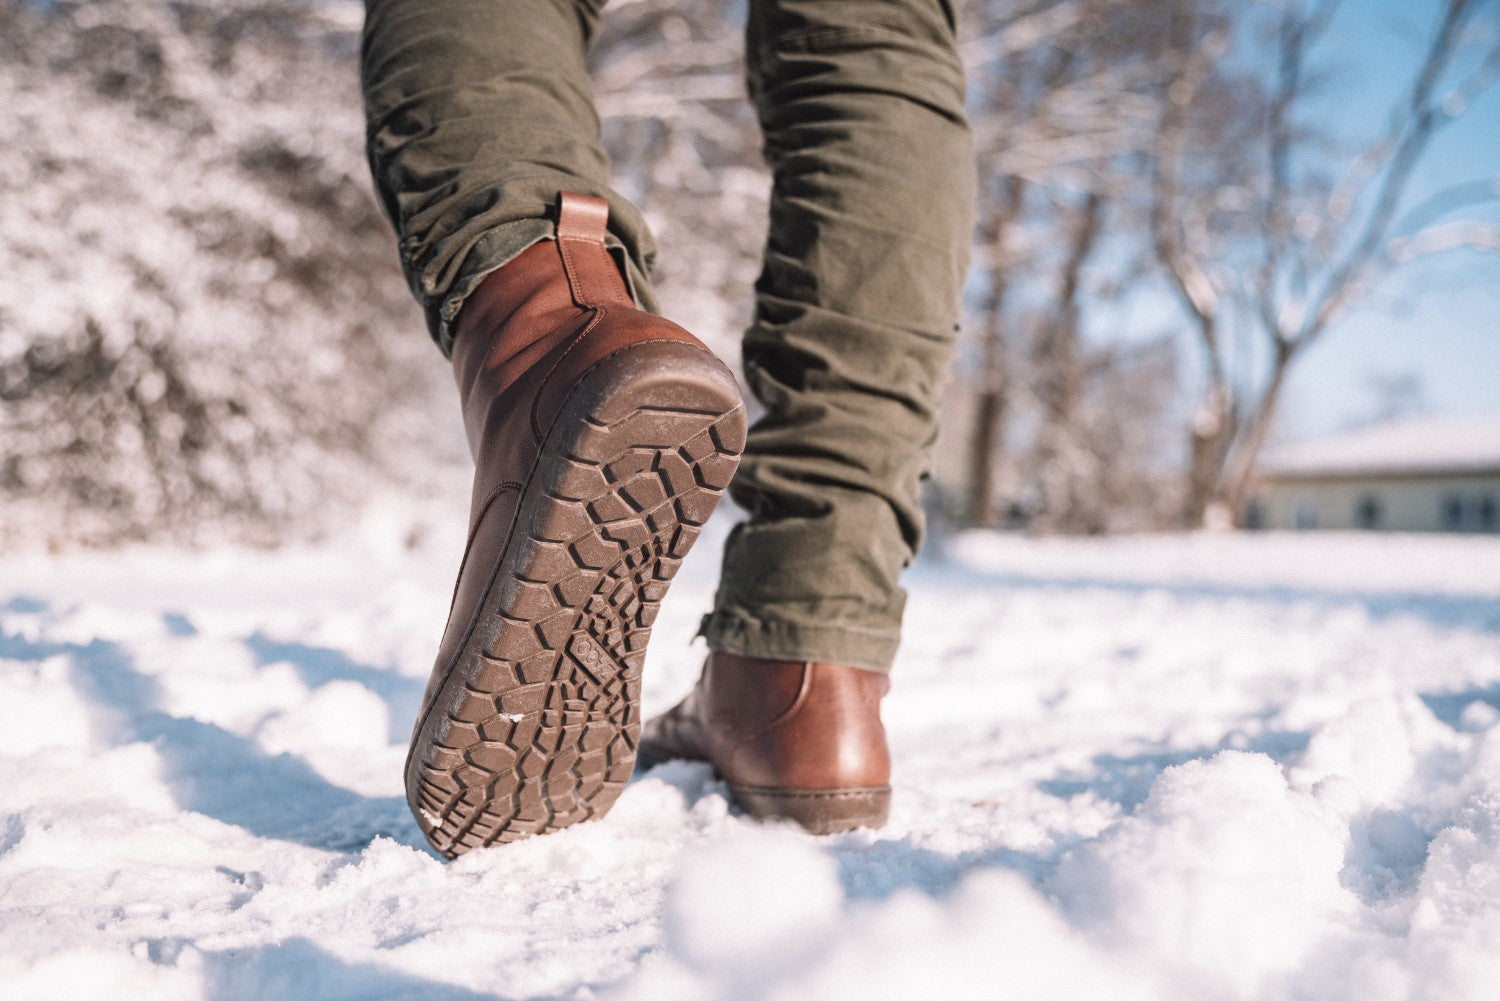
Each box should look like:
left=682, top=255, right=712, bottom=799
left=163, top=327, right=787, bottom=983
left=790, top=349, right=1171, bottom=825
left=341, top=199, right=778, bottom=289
left=730, top=785, right=892, bottom=834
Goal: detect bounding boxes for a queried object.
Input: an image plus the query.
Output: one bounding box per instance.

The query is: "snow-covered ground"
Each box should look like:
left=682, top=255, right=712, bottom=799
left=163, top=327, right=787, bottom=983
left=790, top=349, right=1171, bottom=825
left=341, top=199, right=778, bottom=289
left=3, top=500, right=1499, bottom=1000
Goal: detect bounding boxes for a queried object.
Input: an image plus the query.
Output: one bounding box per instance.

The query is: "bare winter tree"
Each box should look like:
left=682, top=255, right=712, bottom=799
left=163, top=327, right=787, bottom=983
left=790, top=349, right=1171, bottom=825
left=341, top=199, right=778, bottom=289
left=1027, top=188, right=1107, bottom=532
left=960, top=0, right=1185, bottom=530
left=1150, top=0, right=1500, bottom=526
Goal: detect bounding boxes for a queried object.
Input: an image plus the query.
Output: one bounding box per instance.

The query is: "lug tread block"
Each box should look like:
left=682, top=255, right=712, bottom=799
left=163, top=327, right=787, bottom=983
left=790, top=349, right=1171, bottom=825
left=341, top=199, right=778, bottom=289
left=418, top=771, right=459, bottom=797
left=466, top=744, right=518, bottom=773
left=603, top=449, right=655, bottom=483
left=674, top=490, right=719, bottom=526
left=601, top=520, right=651, bottom=549
left=525, top=540, right=574, bottom=581
left=553, top=574, right=593, bottom=608
left=552, top=457, right=610, bottom=501
left=655, top=452, right=696, bottom=497
left=533, top=610, right=575, bottom=651
left=679, top=430, right=717, bottom=463
left=580, top=726, right=612, bottom=753
left=423, top=749, right=464, bottom=777
left=693, top=451, right=738, bottom=491
left=568, top=534, right=617, bottom=571
left=667, top=525, right=699, bottom=558
left=506, top=580, right=558, bottom=619
left=497, top=682, right=549, bottom=716
left=452, top=764, right=491, bottom=790
left=488, top=622, right=541, bottom=661
left=709, top=418, right=747, bottom=454
left=477, top=716, right=518, bottom=742
left=409, top=375, right=746, bottom=857
left=515, top=750, right=547, bottom=780
left=535, top=498, right=593, bottom=544
left=473, top=655, right=519, bottom=692
left=620, top=477, right=668, bottom=513
left=588, top=493, right=634, bottom=523
left=451, top=690, right=497, bottom=724
left=444, top=720, right=481, bottom=745
left=565, top=420, right=616, bottom=462
left=515, top=651, right=557, bottom=684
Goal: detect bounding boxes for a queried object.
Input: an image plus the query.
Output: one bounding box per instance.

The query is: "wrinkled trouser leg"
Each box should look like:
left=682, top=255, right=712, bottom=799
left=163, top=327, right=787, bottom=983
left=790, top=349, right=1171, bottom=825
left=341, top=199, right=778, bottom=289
left=698, top=0, right=975, bottom=672
left=361, top=0, right=657, bottom=354
left=363, top=0, right=973, bottom=673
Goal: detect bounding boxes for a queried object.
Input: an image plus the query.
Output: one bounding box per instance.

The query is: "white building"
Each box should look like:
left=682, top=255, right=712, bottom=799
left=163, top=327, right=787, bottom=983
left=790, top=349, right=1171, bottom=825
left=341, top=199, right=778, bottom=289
left=1249, top=414, right=1500, bottom=533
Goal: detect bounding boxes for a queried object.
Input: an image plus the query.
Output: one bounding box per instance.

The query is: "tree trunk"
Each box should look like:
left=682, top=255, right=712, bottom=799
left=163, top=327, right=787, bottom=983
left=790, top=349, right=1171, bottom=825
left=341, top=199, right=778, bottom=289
left=1032, top=190, right=1105, bottom=533
left=1221, top=343, right=1295, bottom=524
left=1183, top=381, right=1233, bottom=528
left=965, top=175, right=1026, bottom=526
left=967, top=386, right=1006, bottom=526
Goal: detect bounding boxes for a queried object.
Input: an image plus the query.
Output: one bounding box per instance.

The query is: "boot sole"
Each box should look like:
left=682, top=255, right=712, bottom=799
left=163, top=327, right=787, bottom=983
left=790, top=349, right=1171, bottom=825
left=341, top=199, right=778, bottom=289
left=730, top=784, right=892, bottom=835
left=407, top=340, right=744, bottom=857
left=636, top=744, right=892, bottom=835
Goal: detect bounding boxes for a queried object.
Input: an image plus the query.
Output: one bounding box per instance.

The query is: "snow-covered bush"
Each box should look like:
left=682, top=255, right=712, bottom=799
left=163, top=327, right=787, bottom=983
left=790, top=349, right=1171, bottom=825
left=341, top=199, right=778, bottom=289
left=0, top=0, right=451, bottom=549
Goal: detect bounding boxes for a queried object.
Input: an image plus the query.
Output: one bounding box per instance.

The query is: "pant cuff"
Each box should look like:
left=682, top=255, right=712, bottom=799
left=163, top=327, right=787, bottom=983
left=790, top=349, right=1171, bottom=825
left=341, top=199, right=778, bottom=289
left=697, top=610, right=899, bottom=674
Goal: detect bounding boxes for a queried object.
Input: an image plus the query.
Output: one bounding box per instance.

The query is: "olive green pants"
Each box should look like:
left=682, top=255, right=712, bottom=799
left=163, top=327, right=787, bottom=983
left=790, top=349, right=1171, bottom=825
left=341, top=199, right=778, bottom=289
left=363, top=0, right=974, bottom=671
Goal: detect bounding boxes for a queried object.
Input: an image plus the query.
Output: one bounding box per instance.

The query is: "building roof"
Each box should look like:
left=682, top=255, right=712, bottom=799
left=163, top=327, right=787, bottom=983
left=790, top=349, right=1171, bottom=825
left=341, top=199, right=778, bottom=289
left=1261, top=413, right=1500, bottom=480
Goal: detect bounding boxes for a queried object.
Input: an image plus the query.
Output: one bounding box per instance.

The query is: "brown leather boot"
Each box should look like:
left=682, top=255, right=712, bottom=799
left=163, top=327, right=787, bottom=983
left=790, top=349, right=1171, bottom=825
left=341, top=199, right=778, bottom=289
left=638, top=652, right=892, bottom=833
left=407, top=192, right=745, bottom=857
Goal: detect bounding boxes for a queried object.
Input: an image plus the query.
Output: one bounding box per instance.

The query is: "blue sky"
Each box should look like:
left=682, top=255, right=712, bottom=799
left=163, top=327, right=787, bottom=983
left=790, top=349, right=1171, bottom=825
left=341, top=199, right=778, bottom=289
left=1278, top=0, right=1500, bottom=438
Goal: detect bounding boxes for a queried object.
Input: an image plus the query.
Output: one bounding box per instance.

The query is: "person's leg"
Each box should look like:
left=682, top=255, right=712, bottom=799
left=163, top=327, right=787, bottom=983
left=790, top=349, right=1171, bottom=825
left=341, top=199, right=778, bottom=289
left=362, top=0, right=746, bottom=857
left=701, top=0, right=976, bottom=672
left=640, top=0, right=974, bottom=834
left=362, top=0, right=658, bottom=354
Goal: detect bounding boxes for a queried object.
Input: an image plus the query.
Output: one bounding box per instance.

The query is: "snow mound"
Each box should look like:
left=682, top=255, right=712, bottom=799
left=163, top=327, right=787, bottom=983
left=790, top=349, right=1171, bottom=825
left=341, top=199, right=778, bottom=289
left=1052, top=751, right=1355, bottom=999
left=622, top=832, right=1149, bottom=1001
left=660, top=828, right=844, bottom=985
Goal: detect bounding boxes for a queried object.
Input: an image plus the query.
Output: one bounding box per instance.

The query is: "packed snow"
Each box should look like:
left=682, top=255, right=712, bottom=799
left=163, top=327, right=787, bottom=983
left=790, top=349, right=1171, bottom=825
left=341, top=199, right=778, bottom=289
left=3, top=501, right=1499, bottom=1000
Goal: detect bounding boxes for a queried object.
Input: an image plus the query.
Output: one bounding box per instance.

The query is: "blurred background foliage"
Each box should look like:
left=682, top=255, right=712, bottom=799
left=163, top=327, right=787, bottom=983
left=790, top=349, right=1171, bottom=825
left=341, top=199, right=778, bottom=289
left=0, top=0, right=442, bottom=547
left=0, top=0, right=1495, bottom=549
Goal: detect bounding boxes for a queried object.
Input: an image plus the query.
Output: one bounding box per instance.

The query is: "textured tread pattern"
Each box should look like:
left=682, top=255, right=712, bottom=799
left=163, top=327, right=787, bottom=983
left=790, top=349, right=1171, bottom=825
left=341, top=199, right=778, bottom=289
left=410, top=395, right=744, bottom=857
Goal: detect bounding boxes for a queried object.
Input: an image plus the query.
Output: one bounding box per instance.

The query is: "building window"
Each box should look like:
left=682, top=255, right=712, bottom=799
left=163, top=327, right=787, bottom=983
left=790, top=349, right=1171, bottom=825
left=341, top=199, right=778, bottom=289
left=1479, top=495, right=1497, bottom=531
left=1356, top=495, right=1381, bottom=530
left=1442, top=494, right=1464, bottom=530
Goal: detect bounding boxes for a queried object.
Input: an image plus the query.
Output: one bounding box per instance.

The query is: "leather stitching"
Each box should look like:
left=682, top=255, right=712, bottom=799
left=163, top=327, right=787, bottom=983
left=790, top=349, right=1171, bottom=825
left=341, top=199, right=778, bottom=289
left=528, top=301, right=605, bottom=443
left=557, top=235, right=594, bottom=308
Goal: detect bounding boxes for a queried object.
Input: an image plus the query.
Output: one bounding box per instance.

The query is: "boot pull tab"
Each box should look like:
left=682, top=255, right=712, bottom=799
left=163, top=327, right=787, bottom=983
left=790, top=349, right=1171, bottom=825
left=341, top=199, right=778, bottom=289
left=555, top=192, right=632, bottom=310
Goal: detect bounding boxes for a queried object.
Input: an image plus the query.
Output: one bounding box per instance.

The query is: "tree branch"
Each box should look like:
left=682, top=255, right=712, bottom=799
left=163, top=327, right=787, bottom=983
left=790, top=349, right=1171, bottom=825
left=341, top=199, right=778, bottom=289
left=1303, top=0, right=1489, bottom=343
